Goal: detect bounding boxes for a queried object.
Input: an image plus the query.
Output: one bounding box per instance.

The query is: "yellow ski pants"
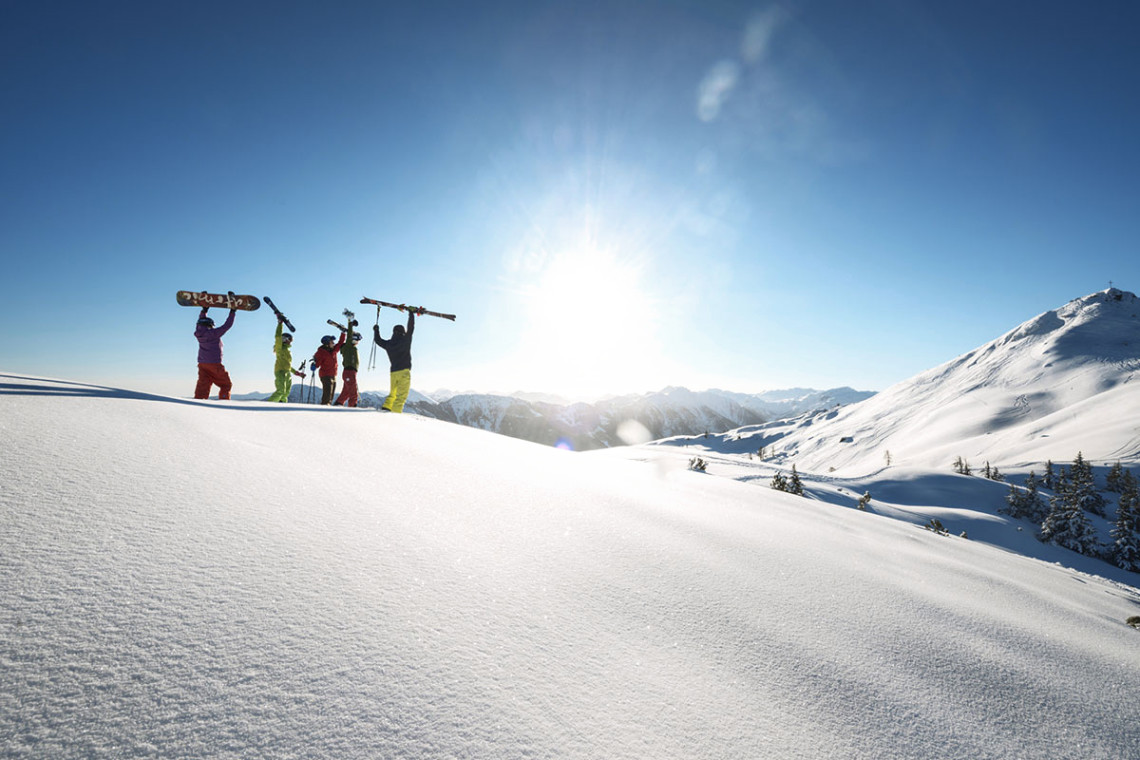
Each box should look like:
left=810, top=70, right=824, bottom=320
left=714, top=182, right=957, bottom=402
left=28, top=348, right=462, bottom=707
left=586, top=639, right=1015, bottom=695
left=383, top=369, right=411, bottom=413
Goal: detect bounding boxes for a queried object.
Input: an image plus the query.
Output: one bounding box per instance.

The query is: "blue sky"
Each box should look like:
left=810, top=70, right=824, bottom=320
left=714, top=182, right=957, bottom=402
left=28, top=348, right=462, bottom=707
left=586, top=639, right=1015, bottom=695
left=2, top=1, right=1137, bottom=400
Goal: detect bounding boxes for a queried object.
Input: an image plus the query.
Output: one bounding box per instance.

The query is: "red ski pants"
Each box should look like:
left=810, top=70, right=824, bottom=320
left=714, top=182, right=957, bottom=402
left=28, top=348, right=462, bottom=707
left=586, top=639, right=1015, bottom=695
left=335, top=369, right=359, bottom=407
left=195, top=363, right=232, bottom=400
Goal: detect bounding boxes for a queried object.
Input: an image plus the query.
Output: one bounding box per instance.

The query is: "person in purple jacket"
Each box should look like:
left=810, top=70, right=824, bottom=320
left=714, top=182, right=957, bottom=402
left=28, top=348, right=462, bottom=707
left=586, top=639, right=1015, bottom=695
left=194, top=303, right=237, bottom=400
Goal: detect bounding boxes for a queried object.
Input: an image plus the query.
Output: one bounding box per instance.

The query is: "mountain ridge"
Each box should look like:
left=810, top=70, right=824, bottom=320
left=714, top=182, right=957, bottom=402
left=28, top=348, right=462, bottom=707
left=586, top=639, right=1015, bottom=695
left=648, top=288, right=1140, bottom=478
left=235, top=384, right=876, bottom=450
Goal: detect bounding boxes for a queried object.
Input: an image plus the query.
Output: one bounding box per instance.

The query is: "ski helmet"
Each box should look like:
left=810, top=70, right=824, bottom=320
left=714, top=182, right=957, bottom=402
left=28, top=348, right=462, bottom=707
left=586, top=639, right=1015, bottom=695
left=281, top=333, right=293, bottom=343
left=352, top=332, right=362, bottom=342
left=197, top=316, right=215, bottom=327
left=321, top=335, right=335, bottom=346
left=392, top=325, right=406, bottom=338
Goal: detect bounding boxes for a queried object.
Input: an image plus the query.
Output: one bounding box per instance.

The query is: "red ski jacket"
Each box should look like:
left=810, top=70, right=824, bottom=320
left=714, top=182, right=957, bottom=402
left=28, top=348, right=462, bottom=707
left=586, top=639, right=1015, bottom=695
left=312, top=333, right=346, bottom=378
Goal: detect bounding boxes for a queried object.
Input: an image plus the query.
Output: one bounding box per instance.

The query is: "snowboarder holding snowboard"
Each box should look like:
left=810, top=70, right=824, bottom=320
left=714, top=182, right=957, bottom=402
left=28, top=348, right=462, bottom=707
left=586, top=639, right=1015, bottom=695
left=193, top=304, right=237, bottom=400
left=267, top=318, right=304, bottom=403
left=334, top=321, right=362, bottom=408
left=312, top=332, right=345, bottom=405
left=373, top=306, right=417, bottom=413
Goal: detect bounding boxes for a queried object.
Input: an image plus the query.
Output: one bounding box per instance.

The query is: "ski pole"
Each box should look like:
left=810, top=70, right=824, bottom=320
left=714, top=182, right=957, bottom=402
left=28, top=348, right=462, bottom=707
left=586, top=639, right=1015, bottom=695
left=368, top=304, right=381, bottom=371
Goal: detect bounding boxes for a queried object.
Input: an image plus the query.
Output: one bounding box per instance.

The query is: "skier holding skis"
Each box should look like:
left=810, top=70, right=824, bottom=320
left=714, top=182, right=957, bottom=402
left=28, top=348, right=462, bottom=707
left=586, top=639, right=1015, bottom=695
left=312, top=332, right=345, bottom=405
left=334, top=321, right=362, bottom=408
left=267, top=318, right=304, bottom=403
left=373, top=306, right=417, bottom=413
left=193, top=304, right=237, bottom=400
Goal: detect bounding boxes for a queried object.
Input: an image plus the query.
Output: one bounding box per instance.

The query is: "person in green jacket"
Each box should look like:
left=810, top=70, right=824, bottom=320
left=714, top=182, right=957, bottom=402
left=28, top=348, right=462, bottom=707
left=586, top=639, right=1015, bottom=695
left=334, top=320, right=362, bottom=407
left=267, top=318, right=304, bottom=403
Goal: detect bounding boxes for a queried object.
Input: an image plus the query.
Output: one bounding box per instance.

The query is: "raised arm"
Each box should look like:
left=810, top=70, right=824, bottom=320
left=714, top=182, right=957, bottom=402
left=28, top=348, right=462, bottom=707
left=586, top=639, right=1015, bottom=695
left=215, top=308, right=237, bottom=337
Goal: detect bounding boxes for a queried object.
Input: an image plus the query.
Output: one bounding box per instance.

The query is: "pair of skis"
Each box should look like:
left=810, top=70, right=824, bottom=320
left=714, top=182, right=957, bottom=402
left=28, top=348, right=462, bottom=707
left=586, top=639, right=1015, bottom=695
left=264, top=296, right=295, bottom=332
left=360, top=297, right=456, bottom=321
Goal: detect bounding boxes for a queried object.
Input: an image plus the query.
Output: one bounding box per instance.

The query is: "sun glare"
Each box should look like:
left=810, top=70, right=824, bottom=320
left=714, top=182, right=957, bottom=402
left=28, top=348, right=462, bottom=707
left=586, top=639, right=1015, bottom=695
left=516, top=245, right=663, bottom=398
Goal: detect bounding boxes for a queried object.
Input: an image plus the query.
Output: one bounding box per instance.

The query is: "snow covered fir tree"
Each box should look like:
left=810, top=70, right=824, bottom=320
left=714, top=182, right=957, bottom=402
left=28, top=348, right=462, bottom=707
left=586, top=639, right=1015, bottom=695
left=1112, top=470, right=1140, bottom=572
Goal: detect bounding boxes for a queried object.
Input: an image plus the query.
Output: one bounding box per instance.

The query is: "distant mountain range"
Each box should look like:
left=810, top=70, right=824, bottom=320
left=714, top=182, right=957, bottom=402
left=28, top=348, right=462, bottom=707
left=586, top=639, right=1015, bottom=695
left=237, top=385, right=875, bottom=450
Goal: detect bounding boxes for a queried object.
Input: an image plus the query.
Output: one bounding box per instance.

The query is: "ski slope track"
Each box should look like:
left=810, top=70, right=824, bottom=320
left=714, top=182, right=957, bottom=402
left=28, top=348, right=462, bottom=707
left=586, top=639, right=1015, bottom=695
left=3, top=286, right=1140, bottom=758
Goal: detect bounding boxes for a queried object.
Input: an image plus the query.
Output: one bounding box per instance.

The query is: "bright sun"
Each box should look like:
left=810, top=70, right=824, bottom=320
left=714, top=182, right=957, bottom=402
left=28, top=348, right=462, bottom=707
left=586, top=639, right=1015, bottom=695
left=515, top=245, right=664, bottom=398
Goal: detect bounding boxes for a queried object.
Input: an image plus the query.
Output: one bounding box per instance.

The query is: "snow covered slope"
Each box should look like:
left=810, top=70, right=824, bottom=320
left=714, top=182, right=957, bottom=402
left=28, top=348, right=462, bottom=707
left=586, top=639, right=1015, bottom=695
left=732, top=289, right=1140, bottom=476
left=2, top=372, right=1139, bottom=758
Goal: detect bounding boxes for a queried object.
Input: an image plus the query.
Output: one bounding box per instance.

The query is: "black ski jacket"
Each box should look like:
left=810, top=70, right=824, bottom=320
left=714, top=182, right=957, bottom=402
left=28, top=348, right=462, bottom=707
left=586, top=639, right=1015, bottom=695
left=374, top=311, right=415, bottom=372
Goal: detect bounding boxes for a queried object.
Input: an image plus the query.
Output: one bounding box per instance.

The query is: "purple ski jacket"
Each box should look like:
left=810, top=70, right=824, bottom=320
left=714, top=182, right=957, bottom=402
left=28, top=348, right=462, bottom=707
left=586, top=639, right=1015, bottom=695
left=195, top=308, right=236, bottom=364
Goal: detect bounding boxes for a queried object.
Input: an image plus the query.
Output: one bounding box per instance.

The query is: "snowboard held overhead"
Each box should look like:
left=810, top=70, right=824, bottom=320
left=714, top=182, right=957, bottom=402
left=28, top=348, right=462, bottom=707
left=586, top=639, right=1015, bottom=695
left=177, top=291, right=260, bottom=311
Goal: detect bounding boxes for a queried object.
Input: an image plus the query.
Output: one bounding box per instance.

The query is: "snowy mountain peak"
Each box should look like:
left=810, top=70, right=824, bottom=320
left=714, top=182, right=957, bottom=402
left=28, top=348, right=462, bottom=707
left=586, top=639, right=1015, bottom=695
left=999, top=287, right=1139, bottom=359
left=710, top=289, right=1140, bottom=475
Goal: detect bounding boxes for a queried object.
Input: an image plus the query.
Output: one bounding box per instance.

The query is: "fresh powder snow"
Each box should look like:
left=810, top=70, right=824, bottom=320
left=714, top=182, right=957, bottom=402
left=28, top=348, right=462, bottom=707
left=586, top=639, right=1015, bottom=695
left=2, top=365, right=1138, bottom=758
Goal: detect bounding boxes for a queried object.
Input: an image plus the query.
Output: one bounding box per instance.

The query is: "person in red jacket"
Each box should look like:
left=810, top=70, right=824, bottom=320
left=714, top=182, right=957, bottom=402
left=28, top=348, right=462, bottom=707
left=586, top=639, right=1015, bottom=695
left=311, top=333, right=345, bottom=405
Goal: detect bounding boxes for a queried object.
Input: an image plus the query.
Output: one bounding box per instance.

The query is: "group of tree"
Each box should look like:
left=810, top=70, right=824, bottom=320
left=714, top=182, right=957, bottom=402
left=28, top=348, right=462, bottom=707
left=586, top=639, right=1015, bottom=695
left=953, top=457, right=1004, bottom=481
left=770, top=465, right=805, bottom=496
left=761, top=452, right=1139, bottom=573
left=996, top=453, right=1140, bottom=572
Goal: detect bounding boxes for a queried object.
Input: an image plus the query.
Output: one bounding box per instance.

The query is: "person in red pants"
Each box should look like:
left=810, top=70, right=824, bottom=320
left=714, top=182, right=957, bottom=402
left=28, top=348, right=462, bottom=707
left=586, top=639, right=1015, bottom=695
left=194, top=304, right=237, bottom=399
left=334, top=326, right=362, bottom=408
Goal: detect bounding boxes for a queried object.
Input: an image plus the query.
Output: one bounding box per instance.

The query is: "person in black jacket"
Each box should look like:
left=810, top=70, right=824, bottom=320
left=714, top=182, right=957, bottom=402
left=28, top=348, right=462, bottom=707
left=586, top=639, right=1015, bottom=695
left=373, top=306, right=418, bottom=413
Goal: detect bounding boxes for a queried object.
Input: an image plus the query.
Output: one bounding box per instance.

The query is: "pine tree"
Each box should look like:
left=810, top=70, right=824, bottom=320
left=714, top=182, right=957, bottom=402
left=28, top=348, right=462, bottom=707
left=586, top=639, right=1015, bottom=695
left=1112, top=471, right=1140, bottom=572
left=789, top=465, right=804, bottom=496
left=953, top=456, right=971, bottom=476
left=1040, top=477, right=1100, bottom=556
left=1069, top=452, right=1106, bottom=517
left=1043, top=460, right=1056, bottom=490
left=770, top=472, right=789, bottom=492
left=1004, top=482, right=1028, bottom=518
left=1024, top=472, right=1047, bottom=522
left=1106, top=461, right=1125, bottom=493
left=1005, top=473, right=1046, bottom=521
